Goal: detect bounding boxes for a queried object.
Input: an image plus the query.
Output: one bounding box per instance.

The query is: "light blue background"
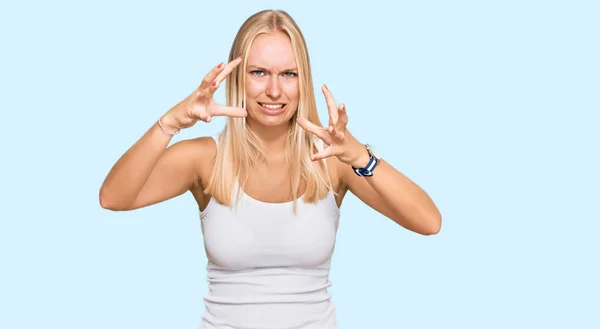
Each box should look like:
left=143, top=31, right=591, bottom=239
left=1, top=0, right=598, bottom=328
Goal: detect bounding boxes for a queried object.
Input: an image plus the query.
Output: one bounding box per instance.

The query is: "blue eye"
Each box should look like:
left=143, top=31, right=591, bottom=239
left=283, top=72, right=297, bottom=78
left=250, top=70, right=265, bottom=76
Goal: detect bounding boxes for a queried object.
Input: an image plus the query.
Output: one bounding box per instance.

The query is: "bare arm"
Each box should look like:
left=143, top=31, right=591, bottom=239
left=99, top=58, right=246, bottom=211
left=340, top=158, right=442, bottom=235
left=297, top=84, right=441, bottom=235
left=99, top=123, right=207, bottom=211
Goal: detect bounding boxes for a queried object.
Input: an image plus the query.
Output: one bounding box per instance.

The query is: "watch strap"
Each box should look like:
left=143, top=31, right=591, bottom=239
left=352, top=155, right=379, bottom=177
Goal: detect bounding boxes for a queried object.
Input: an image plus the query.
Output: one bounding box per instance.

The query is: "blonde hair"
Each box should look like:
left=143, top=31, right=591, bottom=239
left=204, top=9, right=331, bottom=211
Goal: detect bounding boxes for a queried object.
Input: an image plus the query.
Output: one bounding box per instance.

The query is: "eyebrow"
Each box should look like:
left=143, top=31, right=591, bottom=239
left=247, top=65, right=298, bottom=72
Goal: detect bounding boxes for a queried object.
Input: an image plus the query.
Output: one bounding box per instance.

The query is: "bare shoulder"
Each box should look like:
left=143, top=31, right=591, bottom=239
left=112, top=135, right=217, bottom=211
left=178, top=136, right=217, bottom=209
left=174, top=136, right=217, bottom=187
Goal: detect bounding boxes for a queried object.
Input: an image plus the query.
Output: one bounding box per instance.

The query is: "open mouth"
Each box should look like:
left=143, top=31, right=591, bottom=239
left=258, top=102, right=287, bottom=115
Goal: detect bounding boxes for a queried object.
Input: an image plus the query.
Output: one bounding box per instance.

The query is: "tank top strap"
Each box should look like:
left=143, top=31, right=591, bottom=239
left=211, top=134, right=221, bottom=147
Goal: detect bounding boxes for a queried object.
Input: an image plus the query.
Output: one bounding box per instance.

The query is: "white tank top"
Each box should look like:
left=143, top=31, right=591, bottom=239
left=198, top=135, right=341, bottom=329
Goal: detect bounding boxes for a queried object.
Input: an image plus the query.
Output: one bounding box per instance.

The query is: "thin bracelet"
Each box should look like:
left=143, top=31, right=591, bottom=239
left=157, top=117, right=179, bottom=136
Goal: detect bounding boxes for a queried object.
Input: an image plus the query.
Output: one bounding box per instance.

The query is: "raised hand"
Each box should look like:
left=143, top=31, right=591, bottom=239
left=297, top=84, right=369, bottom=167
left=161, top=57, right=247, bottom=132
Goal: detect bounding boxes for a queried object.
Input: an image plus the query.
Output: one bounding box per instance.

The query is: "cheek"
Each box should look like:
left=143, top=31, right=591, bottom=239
left=283, top=81, right=300, bottom=101
left=245, top=80, right=265, bottom=99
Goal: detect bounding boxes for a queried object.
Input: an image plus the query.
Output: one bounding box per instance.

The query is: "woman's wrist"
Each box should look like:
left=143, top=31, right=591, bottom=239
left=158, top=113, right=180, bottom=135
left=349, top=145, right=371, bottom=168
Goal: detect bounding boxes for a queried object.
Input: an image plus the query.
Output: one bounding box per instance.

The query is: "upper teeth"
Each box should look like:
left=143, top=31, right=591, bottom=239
left=261, top=103, right=284, bottom=109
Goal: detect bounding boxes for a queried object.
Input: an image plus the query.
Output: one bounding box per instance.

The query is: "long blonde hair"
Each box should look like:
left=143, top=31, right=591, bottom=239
left=204, top=9, right=331, bottom=211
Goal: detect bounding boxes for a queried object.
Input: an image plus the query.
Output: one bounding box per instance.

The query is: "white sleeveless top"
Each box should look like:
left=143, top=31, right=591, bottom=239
left=198, top=135, right=341, bottom=329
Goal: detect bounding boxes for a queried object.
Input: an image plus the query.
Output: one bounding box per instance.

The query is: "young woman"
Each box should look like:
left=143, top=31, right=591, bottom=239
left=100, top=9, right=441, bottom=329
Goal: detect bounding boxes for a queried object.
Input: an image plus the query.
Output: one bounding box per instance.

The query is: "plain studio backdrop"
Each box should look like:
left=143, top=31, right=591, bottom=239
left=1, top=1, right=598, bottom=328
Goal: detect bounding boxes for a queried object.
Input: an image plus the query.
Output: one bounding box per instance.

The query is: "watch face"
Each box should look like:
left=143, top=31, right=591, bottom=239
left=367, top=144, right=380, bottom=160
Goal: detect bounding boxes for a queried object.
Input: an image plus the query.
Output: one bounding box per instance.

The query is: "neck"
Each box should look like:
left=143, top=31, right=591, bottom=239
left=246, top=119, right=290, bottom=154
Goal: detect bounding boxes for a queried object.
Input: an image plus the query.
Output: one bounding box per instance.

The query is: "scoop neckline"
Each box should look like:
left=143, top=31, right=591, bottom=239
left=236, top=181, right=339, bottom=216
left=236, top=180, right=307, bottom=206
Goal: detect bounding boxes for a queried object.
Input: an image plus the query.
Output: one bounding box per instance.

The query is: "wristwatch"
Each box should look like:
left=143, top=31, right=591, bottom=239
left=352, top=144, right=381, bottom=177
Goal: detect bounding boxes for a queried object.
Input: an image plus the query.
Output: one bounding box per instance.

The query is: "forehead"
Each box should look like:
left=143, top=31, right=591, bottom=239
left=247, top=31, right=297, bottom=70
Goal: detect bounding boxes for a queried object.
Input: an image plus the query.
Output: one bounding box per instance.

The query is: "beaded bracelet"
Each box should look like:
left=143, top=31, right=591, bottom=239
left=158, top=117, right=179, bottom=136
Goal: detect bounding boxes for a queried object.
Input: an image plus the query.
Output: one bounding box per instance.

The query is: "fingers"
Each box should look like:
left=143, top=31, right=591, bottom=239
left=197, top=57, right=242, bottom=97
left=297, top=117, right=331, bottom=144
left=212, top=56, right=243, bottom=90
left=212, top=104, right=248, bottom=118
left=322, top=84, right=339, bottom=123
left=311, top=146, right=335, bottom=162
left=199, top=62, right=226, bottom=91
left=327, top=123, right=345, bottom=142
left=337, top=103, right=348, bottom=128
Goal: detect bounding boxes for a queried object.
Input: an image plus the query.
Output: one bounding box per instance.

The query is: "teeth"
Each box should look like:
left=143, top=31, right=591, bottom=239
left=260, top=103, right=284, bottom=109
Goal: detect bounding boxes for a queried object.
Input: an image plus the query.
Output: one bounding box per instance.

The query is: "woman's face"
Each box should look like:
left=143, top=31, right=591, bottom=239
left=244, top=31, right=300, bottom=129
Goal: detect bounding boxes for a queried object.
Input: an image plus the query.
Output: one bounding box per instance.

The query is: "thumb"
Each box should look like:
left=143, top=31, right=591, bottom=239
left=212, top=104, right=247, bottom=118
left=311, top=146, right=335, bottom=162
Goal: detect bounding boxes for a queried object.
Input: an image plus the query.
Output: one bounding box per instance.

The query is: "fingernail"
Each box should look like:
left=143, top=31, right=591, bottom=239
left=217, top=63, right=224, bottom=69
left=212, top=81, right=217, bottom=87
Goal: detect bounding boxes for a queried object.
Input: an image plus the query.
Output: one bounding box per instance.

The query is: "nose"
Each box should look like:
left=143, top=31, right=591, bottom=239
left=265, top=75, right=281, bottom=99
